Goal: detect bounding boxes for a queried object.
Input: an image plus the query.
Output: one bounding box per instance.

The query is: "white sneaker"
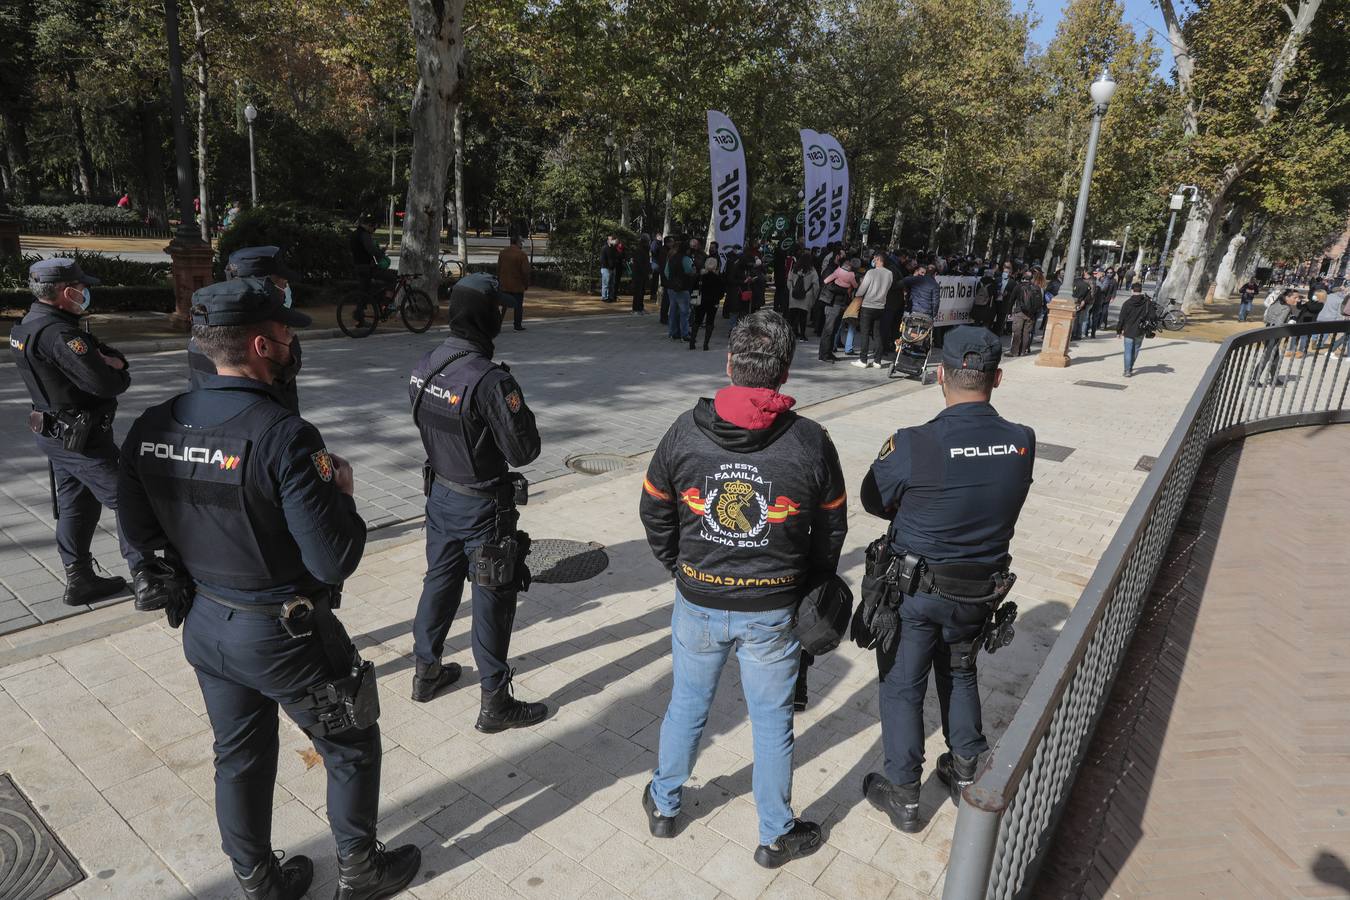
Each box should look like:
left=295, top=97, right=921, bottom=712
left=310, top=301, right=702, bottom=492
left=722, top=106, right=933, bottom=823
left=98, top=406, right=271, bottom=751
left=851, top=359, right=869, bottom=368
left=867, top=361, right=880, bottom=369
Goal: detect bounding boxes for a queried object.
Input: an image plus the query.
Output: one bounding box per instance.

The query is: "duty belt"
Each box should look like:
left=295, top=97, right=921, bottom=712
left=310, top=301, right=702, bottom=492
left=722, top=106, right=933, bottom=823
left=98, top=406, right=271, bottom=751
left=31, top=408, right=113, bottom=439
left=918, top=561, right=1015, bottom=605
left=434, top=474, right=516, bottom=503
left=197, top=589, right=333, bottom=638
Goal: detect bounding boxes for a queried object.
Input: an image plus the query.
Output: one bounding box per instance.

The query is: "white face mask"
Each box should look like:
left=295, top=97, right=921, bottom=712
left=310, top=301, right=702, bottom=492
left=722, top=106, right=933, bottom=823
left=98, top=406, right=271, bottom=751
left=283, top=284, right=293, bottom=308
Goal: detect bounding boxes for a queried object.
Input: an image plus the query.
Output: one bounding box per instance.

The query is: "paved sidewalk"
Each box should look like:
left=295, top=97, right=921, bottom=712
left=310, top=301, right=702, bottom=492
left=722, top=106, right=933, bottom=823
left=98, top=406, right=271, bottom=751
left=0, top=311, right=918, bottom=634
left=0, top=335, right=1217, bottom=899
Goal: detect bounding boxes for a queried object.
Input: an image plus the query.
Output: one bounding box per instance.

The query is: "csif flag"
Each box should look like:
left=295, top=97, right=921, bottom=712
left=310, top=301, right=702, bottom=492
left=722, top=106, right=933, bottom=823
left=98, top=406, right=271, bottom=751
left=800, top=129, right=831, bottom=249
left=707, top=111, right=747, bottom=251
left=818, top=133, right=849, bottom=246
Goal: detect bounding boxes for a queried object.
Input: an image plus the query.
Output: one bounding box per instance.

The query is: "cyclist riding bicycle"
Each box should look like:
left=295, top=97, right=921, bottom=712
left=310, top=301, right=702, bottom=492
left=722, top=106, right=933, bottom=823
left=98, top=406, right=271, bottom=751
left=351, top=212, right=397, bottom=296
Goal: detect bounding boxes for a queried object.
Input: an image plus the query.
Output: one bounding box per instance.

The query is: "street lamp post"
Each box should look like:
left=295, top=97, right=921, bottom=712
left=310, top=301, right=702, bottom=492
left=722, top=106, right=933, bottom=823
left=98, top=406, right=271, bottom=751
left=1038, top=69, right=1116, bottom=368
left=244, top=102, right=258, bottom=206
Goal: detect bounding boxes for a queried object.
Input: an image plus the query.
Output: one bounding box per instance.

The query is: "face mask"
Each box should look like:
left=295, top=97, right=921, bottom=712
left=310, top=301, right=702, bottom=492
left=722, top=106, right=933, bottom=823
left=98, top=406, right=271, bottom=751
left=69, top=286, right=91, bottom=311
left=282, top=284, right=293, bottom=308
left=264, top=335, right=302, bottom=384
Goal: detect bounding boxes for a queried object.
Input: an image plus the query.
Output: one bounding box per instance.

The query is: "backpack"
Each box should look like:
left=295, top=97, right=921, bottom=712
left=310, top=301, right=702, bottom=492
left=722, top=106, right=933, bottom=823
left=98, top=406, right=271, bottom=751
left=791, top=271, right=807, bottom=301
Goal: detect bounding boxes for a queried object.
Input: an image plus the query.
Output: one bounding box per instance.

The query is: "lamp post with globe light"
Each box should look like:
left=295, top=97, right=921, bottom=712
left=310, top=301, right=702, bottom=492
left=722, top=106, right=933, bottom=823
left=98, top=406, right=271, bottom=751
left=244, top=102, right=258, bottom=206
left=1038, top=69, right=1117, bottom=368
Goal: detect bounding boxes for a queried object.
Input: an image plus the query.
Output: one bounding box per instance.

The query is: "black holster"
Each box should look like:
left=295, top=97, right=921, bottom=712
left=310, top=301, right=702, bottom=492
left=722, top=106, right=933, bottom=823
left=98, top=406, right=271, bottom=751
left=469, top=499, right=532, bottom=592
left=301, top=611, right=380, bottom=737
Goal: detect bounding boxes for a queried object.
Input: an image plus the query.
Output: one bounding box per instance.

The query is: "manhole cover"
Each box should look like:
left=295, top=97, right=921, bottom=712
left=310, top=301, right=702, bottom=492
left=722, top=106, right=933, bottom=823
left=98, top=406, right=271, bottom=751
left=565, top=453, right=633, bottom=476
left=1135, top=455, right=1158, bottom=472
left=528, top=539, right=610, bottom=583
left=0, top=773, right=85, bottom=899
left=1036, top=442, right=1076, bottom=462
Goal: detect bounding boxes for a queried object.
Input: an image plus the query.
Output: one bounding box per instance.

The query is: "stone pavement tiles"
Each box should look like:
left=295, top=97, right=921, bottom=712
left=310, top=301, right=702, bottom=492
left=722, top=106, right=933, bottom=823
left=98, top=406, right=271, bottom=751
left=0, top=311, right=915, bottom=634
left=0, top=335, right=1217, bottom=898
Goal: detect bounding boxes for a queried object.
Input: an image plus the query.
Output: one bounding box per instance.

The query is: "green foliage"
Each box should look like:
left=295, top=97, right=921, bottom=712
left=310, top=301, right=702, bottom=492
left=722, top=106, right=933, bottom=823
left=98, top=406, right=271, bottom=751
left=549, top=218, right=637, bottom=280
left=0, top=285, right=175, bottom=312
left=216, top=203, right=352, bottom=282
left=0, top=250, right=169, bottom=290
left=17, top=204, right=142, bottom=231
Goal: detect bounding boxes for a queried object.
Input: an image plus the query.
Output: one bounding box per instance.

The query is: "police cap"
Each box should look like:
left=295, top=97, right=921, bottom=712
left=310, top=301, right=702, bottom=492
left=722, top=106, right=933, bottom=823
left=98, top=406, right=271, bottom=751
left=942, top=325, right=1002, bottom=372
left=29, top=257, right=100, bottom=285
left=226, top=245, right=300, bottom=281
left=190, top=277, right=312, bottom=328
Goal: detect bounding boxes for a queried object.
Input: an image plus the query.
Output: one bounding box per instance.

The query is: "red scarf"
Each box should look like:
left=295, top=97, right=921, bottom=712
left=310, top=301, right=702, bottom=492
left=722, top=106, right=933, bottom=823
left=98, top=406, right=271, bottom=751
left=714, top=386, right=796, bottom=430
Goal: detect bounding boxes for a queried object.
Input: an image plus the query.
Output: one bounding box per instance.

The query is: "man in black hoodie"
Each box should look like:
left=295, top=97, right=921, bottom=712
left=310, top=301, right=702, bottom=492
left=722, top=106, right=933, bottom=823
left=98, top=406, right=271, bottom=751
left=407, top=273, right=547, bottom=733
left=639, top=310, right=846, bottom=870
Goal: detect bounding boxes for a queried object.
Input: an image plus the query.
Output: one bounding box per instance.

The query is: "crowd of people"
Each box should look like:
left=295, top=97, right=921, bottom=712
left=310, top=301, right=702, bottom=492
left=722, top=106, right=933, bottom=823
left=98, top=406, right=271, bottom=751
left=596, top=233, right=1142, bottom=369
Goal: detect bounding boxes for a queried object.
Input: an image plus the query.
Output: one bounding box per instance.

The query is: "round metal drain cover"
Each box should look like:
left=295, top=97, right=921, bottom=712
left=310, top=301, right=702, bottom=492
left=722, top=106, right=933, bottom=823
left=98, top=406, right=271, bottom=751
left=528, top=539, right=610, bottom=583
left=565, top=453, right=633, bottom=475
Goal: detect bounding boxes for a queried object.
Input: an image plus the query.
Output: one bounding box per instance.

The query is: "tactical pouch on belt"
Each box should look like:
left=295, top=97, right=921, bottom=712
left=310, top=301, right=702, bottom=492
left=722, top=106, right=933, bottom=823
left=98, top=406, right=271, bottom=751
left=470, top=502, right=532, bottom=592
left=306, top=658, right=380, bottom=737
left=422, top=461, right=434, bottom=497
left=59, top=410, right=94, bottom=453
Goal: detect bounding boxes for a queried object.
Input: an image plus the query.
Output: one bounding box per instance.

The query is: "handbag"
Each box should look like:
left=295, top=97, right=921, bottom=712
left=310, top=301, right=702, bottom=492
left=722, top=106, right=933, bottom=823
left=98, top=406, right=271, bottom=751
left=794, top=573, right=854, bottom=656
left=842, top=296, right=863, bottom=321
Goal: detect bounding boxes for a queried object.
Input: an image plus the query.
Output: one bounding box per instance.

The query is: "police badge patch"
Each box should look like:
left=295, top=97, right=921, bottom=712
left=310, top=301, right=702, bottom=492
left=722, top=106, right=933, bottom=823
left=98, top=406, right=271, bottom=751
left=311, top=449, right=334, bottom=482
left=505, top=390, right=523, bottom=414
left=66, top=337, right=89, bottom=355
left=878, top=435, right=895, bottom=460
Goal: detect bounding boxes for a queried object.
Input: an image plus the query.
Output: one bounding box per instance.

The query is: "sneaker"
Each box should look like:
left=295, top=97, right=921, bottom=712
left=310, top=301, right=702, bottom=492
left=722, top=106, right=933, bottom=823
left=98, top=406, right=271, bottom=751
left=866, top=361, right=880, bottom=369
left=863, top=773, right=922, bottom=833
left=641, top=781, right=677, bottom=838
left=851, top=359, right=869, bottom=368
left=753, top=819, right=822, bottom=869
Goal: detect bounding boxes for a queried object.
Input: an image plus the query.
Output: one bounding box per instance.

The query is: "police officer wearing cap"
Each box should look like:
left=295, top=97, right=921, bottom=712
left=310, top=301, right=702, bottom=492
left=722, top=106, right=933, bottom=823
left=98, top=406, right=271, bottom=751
left=407, top=272, right=547, bottom=731
left=188, top=245, right=303, bottom=413
left=117, top=277, right=419, bottom=900
left=857, top=325, right=1034, bottom=832
left=9, top=258, right=146, bottom=605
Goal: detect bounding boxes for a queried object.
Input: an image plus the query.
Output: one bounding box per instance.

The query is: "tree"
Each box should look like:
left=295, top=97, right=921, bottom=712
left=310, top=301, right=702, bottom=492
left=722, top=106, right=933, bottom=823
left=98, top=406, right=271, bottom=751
left=401, top=0, right=465, bottom=297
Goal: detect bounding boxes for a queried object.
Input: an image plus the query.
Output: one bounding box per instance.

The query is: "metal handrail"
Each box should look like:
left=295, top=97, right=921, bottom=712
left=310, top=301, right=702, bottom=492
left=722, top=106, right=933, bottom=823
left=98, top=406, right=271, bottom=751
left=943, top=319, right=1350, bottom=900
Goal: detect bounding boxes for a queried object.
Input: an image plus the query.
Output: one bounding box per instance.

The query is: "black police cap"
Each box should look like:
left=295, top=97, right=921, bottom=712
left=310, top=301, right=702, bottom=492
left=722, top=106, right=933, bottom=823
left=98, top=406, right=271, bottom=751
left=941, top=325, right=1002, bottom=373
left=227, top=245, right=301, bottom=281
left=30, top=257, right=100, bottom=286
left=190, top=277, right=312, bottom=328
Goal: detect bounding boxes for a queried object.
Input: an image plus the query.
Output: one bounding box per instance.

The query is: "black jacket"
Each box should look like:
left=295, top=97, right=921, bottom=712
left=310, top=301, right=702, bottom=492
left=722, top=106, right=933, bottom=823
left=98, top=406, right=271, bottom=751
left=640, top=395, right=847, bottom=612
left=1116, top=293, right=1151, bottom=339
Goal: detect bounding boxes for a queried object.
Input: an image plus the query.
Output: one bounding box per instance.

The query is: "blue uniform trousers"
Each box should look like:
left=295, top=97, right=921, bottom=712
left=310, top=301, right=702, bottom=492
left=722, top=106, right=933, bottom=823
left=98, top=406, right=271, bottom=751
left=877, top=591, right=989, bottom=785
left=37, top=429, right=146, bottom=571
left=413, top=483, right=518, bottom=691
left=182, top=597, right=381, bottom=872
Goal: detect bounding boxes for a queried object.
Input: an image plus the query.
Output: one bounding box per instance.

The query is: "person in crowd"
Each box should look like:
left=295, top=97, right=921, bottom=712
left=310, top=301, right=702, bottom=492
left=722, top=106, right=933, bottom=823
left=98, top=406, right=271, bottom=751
left=1071, top=269, right=1093, bottom=340
left=749, top=257, right=767, bottom=313
left=1084, top=267, right=1104, bottom=339
left=599, top=235, right=620, bottom=303
left=1238, top=279, right=1259, bottom=322
left=689, top=249, right=724, bottom=350
left=632, top=233, right=651, bottom=315
left=818, top=258, right=857, bottom=362
left=837, top=258, right=865, bottom=356
left=496, top=234, right=531, bottom=332
left=1007, top=267, right=1044, bottom=357
left=639, top=310, right=846, bottom=869
left=665, top=238, right=696, bottom=341
left=1293, top=289, right=1325, bottom=356
left=1116, top=282, right=1151, bottom=377
left=859, top=326, right=1034, bottom=833
left=1094, top=266, right=1117, bottom=333
left=854, top=252, right=894, bottom=368
left=117, top=279, right=419, bottom=900
left=785, top=250, right=820, bottom=342
left=1252, top=289, right=1296, bottom=386
left=349, top=212, right=393, bottom=297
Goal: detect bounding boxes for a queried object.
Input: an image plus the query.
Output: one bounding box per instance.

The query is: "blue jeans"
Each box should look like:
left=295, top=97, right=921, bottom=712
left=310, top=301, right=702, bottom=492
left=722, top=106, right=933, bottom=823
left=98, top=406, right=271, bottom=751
left=651, top=591, right=800, bottom=846
left=837, top=321, right=857, bottom=352
left=599, top=267, right=613, bottom=301
left=1237, top=299, right=1253, bottom=321
left=667, top=291, right=692, bottom=339
left=1122, top=335, right=1142, bottom=373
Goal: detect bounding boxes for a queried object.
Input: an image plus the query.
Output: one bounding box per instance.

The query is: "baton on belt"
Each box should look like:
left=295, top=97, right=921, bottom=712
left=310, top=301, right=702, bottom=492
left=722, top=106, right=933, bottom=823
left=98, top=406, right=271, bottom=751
left=48, top=460, right=59, bottom=520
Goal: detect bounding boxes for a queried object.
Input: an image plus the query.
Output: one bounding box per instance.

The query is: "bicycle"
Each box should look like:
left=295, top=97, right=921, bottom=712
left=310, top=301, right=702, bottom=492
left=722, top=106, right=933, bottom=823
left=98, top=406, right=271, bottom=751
left=1156, top=298, right=1188, bottom=331
left=337, top=272, right=436, bottom=338
left=439, top=255, right=466, bottom=287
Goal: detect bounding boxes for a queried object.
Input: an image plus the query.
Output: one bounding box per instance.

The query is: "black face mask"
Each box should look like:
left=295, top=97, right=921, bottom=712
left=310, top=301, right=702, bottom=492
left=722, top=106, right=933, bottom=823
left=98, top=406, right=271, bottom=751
left=265, top=335, right=302, bottom=384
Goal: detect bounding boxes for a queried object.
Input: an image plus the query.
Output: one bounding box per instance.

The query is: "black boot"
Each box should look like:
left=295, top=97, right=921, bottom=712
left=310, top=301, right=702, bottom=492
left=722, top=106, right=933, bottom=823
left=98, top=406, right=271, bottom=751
left=863, top=773, right=922, bottom=833
left=236, top=851, right=313, bottom=900
left=936, top=752, right=979, bottom=807
left=410, top=659, right=462, bottom=703
left=62, top=560, right=126, bottom=607
left=475, top=671, right=548, bottom=734
left=333, top=841, right=420, bottom=900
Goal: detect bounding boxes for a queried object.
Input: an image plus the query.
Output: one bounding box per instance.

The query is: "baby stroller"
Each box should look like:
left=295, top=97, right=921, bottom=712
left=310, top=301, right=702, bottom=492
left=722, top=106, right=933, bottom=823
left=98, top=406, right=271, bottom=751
left=888, top=313, right=935, bottom=381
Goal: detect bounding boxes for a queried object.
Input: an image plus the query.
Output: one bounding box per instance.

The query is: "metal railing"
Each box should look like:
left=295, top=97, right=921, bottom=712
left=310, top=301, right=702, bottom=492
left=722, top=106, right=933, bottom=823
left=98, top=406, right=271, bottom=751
left=943, top=320, right=1350, bottom=900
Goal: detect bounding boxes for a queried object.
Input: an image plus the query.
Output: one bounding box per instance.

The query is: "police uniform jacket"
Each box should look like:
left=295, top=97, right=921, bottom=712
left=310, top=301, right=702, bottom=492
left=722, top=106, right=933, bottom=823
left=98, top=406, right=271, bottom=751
left=10, top=302, right=129, bottom=416
left=640, top=390, right=848, bottom=612
left=862, top=401, right=1034, bottom=567
left=409, top=336, right=541, bottom=489
left=117, top=374, right=366, bottom=605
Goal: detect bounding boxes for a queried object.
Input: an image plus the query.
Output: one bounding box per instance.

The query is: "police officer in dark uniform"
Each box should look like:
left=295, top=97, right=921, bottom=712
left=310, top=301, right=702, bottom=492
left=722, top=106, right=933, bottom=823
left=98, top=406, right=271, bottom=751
left=407, top=273, right=547, bottom=732
left=9, top=258, right=146, bottom=605
left=116, top=278, right=419, bottom=900
left=858, top=326, right=1034, bottom=832
left=188, top=246, right=302, bottom=413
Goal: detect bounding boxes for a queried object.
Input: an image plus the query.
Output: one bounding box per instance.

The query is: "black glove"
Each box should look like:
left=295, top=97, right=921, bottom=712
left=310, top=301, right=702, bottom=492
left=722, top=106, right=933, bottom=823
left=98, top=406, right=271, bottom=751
left=871, top=605, right=900, bottom=655
left=132, top=558, right=193, bottom=628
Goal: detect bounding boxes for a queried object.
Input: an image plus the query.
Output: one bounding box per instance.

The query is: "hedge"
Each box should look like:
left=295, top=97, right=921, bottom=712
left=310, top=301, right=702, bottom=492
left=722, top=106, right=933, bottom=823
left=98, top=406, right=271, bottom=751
left=18, top=204, right=142, bottom=231
left=1, top=285, right=176, bottom=314
left=217, top=204, right=352, bottom=282
left=0, top=251, right=170, bottom=291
